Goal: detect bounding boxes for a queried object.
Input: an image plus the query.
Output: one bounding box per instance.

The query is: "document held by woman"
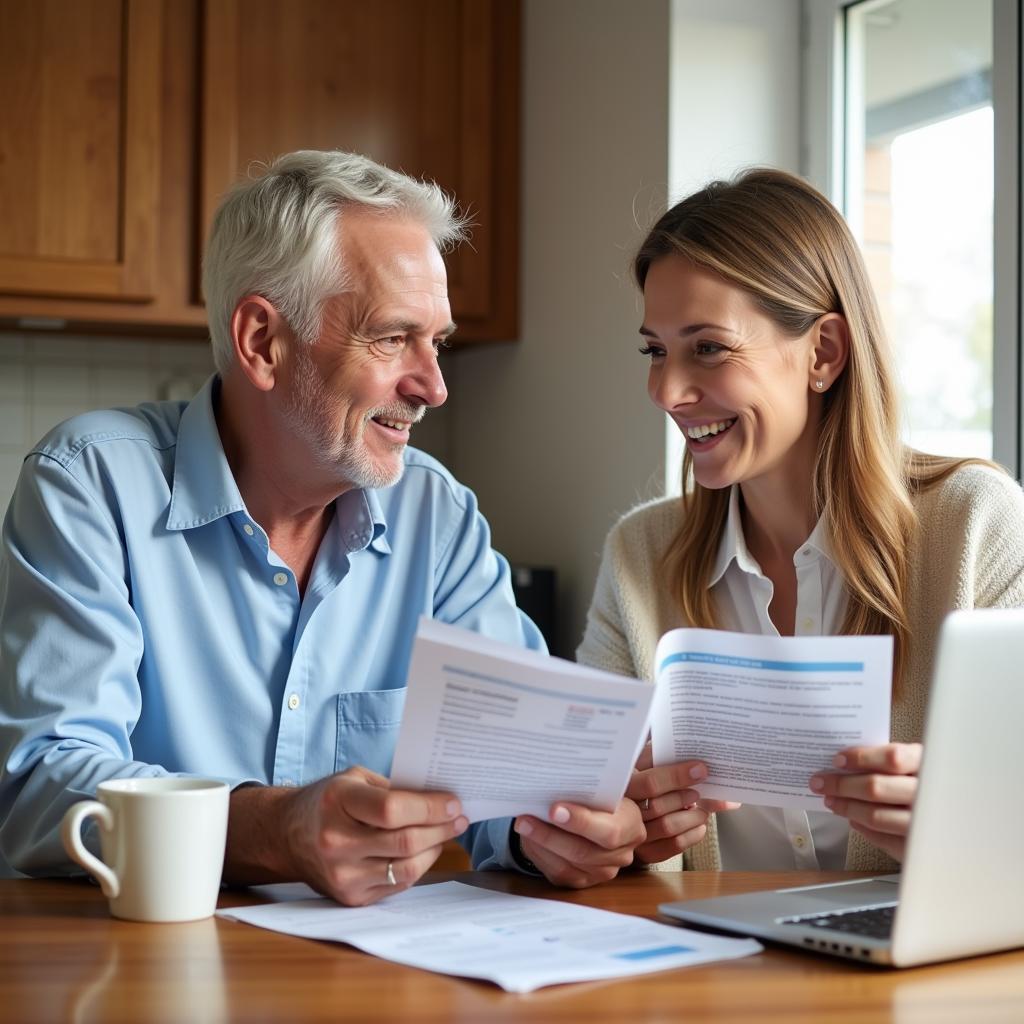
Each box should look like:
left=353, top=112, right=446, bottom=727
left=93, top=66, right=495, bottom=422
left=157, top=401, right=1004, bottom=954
left=651, top=628, right=893, bottom=810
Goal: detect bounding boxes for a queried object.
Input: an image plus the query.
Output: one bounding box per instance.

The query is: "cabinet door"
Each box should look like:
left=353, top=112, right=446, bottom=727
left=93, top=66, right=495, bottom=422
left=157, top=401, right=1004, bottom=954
left=201, top=0, right=518, bottom=340
left=0, top=0, right=162, bottom=302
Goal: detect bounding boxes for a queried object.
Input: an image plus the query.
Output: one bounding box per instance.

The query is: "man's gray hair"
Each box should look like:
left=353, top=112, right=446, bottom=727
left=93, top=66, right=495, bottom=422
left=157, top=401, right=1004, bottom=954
left=202, top=150, right=469, bottom=373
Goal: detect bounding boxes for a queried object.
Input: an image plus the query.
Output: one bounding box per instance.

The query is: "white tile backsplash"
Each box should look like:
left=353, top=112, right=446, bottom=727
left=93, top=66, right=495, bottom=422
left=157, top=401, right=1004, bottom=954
left=0, top=333, right=214, bottom=516
left=0, top=453, right=26, bottom=516
left=0, top=397, right=29, bottom=450
left=91, top=366, right=158, bottom=409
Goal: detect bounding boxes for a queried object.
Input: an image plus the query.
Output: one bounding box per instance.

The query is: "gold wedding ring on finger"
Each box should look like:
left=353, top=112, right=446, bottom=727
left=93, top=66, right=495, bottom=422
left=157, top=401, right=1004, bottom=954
left=640, top=798, right=650, bottom=813
left=386, top=860, right=397, bottom=886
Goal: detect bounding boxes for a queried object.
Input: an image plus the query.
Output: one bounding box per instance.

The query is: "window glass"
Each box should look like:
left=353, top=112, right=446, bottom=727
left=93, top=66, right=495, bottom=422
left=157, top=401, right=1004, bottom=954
left=845, top=0, right=993, bottom=458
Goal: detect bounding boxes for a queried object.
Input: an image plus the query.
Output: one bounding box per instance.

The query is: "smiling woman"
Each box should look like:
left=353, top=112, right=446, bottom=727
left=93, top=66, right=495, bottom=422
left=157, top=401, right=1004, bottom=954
left=577, top=168, right=1024, bottom=876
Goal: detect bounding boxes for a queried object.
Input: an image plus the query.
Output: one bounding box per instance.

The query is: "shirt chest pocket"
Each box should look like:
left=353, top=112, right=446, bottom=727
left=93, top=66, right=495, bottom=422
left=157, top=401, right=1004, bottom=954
left=335, top=688, right=407, bottom=778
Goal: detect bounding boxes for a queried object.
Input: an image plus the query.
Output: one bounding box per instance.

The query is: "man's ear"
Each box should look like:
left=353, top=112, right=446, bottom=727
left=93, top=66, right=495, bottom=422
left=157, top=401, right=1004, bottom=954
left=809, top=312, right=850, bottom=393
left=230, top=296, right=289, bottom=392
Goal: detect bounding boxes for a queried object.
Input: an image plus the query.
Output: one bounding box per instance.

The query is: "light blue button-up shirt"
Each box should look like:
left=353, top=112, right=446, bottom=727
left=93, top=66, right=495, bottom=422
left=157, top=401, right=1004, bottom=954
left=0, top=377, right=544, bottom=876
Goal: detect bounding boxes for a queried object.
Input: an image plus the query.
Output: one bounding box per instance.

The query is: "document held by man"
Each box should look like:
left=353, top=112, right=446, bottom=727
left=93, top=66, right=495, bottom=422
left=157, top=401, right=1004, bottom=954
left=219, top=881, right=762, bottom=992
left=389, top=618, right=655, bottom=822
left=651, top=628, right=892, bottom=810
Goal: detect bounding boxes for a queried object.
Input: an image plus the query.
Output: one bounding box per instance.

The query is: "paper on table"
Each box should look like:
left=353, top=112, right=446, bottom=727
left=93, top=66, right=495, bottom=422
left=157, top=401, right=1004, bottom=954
left=651, top=628, right=892, bottom=809
left=218, top=881, right=761, bottom=992
left=389, top=618, right=655, bottom=822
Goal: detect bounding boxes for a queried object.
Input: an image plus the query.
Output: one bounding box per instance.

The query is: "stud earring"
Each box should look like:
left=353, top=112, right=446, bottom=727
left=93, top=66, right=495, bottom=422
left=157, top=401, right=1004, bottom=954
left=814, top=379, right=825, bottom=390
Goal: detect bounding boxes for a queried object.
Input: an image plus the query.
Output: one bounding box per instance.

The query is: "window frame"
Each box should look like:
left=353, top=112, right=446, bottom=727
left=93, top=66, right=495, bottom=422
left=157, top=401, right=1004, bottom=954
left=801, top=0, right=1023, bottom=477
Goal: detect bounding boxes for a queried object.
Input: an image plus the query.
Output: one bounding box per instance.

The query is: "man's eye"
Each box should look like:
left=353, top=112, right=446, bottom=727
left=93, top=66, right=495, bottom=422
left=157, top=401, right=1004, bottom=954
left=379, top=335, right=404, bottom=347
left=433, top=337, right=452, bottom=353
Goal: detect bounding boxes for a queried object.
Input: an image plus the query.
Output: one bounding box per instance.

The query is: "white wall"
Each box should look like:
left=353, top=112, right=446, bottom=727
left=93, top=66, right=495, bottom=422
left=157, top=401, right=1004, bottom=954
left=664, top=0, right=803, bottom=488
left=448, top=0, right=672, bottom=656
left=669, top=0, right=801, bottom=198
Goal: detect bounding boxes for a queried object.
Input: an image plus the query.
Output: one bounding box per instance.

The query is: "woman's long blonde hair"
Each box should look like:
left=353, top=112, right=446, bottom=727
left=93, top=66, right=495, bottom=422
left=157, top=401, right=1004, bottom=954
left=634, top=168, right=989, bottom=693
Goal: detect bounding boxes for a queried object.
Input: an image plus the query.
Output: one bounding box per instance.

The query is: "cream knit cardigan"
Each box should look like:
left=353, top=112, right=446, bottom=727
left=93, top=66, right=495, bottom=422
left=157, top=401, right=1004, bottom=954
left=577, top=465, right=1024, bottom=873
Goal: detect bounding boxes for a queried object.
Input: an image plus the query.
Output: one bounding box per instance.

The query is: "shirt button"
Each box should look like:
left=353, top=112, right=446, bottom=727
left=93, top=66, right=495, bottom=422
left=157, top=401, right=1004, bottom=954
left=273, top=572, right=289, bottom=586
left=287, top=693, right=300, bottom=711
left=792, top=834, right=807, bottom=849
left=802, top=617, right=815, bottom=631
left=281, top=779, right=296, bottom=788
left=802, top=548, right=811, bottom=557
left=243, top=524, right=254, bottom=536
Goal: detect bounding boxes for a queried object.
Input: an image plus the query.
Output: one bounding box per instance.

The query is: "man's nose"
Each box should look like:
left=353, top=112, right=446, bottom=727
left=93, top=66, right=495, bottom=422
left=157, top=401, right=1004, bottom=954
left=399, top=345, right=448, bottom=409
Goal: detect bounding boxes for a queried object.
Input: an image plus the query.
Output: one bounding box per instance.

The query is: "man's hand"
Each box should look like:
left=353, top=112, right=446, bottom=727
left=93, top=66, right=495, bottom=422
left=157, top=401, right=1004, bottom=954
left=226, top=766, right=468, bottom=906
left=626, top=743, right=741, bottom=865
left=512, top=797, right=644, bottom=888
left=811, top=743, right=922, bottom=861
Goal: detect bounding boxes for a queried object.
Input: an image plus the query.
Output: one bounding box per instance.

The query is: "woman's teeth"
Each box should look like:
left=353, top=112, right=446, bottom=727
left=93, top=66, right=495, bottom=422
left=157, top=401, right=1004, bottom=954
left=687, top=418, right=736, bottom=441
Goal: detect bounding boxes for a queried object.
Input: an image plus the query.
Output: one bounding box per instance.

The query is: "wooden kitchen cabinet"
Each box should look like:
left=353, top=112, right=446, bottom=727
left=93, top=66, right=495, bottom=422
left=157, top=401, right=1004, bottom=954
left=0, top=0, right=162, bottom=303
left=0, top=0, right=519, bottom=343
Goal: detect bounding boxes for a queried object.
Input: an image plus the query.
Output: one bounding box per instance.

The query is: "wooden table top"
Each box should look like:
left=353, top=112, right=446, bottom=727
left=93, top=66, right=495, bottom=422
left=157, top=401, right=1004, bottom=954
left=2, top=870, right=1022, bottom=1023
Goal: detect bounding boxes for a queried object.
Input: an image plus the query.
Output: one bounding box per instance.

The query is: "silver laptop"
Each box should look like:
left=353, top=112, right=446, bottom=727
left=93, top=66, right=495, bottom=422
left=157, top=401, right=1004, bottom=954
left=659, top=608, right=1024, bottom=967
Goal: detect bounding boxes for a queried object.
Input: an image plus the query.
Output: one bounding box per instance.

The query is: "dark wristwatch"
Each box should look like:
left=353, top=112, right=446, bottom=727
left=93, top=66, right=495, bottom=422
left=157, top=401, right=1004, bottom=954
left=508, top=823, right=544, bottom=876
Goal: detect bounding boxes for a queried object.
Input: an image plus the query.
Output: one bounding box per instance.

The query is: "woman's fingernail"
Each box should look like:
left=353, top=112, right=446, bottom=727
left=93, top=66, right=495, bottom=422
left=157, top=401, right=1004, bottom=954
left=689, top=764, right=707, bottom=781
left=833, top=754, right=847, bottom=769
left=454, top=816, right=469, bottom=833
left=515, top=818, right=533, bottom=836
left=551, top=805, right=570, bottom=825
left=823, top=797, right=835, bottom=810
left=809, top=776, right=824, bottom=792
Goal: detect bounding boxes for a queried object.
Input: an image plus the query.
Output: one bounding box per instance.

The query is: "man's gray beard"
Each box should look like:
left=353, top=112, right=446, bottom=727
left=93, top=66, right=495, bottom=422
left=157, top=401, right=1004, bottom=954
left=287, top=346, right=410, bottom=491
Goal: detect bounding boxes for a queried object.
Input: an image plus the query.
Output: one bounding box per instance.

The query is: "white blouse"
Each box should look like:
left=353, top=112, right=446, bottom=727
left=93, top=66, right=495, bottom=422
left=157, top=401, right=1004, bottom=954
left=709, top=487, right=851, bottom=870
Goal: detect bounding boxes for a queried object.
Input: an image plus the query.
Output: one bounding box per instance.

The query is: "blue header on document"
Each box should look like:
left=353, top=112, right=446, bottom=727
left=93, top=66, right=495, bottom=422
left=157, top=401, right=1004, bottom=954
left=659, top=652, right=865, bottom=674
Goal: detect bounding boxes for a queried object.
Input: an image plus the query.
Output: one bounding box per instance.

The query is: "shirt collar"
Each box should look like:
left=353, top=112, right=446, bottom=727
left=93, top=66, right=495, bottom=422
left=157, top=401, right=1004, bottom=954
left=166, top=376, right=247, bottom=531
left=166, top=374, right=392, bottom=556
left=708, top=486, right=761, bottom=587
left=706, top=486, right=835, bottom=588
left=356, top=486, right=391, bottom=555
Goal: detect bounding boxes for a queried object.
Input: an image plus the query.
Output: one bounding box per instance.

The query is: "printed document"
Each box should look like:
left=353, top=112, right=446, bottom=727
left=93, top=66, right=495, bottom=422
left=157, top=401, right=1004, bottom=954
left=651, top=628, right=892, bottom=809
left=219, top=881, right=761, bottom=991
left=389, top=618, right=654, bottom=822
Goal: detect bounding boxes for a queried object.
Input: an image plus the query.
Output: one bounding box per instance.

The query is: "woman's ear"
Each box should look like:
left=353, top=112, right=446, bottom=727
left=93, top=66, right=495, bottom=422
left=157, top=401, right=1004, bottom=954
left=230, top=295, right=290, bottom=392
left=809, top=313, right=850, bottom=393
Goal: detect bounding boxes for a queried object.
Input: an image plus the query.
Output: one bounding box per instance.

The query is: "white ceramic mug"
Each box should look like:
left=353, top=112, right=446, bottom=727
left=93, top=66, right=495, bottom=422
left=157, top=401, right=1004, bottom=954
left=60, top=777, right=230, bottom=923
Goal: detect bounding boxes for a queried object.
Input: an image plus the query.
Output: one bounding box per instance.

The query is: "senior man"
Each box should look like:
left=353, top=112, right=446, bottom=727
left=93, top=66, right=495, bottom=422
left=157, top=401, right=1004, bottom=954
left=0, top=151, right=642, bottom=903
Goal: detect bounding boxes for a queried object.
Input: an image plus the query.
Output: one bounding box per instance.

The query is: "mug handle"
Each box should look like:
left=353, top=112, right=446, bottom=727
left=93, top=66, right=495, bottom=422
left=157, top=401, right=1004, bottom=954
left=60, top=800, right=120, bottom=899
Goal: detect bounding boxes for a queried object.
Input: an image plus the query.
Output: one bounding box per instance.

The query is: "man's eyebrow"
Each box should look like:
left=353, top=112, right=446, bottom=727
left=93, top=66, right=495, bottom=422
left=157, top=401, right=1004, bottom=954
left=369, top=319, right=458, bottom=338
left=638, top=322, right=737, bottom=338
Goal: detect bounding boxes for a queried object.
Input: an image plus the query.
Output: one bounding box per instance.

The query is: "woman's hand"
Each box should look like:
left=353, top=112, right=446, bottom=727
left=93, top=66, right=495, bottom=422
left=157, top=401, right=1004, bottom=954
left=811, top=743, right=922, bottom=861
left=626, top=743, right=741, bottom=865
left=514, top=797, right=645, bottom=888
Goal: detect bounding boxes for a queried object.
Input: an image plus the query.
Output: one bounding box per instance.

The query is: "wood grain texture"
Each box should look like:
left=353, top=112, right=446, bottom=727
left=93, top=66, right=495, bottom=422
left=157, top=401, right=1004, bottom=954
left=2, top=871, right=1022, bottom=1023
left=0, top=0, right=162, bottom=302
left=199, top=0, right=517, bottom=341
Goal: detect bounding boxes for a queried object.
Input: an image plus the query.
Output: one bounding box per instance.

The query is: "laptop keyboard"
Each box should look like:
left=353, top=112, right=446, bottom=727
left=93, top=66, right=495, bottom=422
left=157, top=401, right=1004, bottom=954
left=780, top=903, right=897, bottom=939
